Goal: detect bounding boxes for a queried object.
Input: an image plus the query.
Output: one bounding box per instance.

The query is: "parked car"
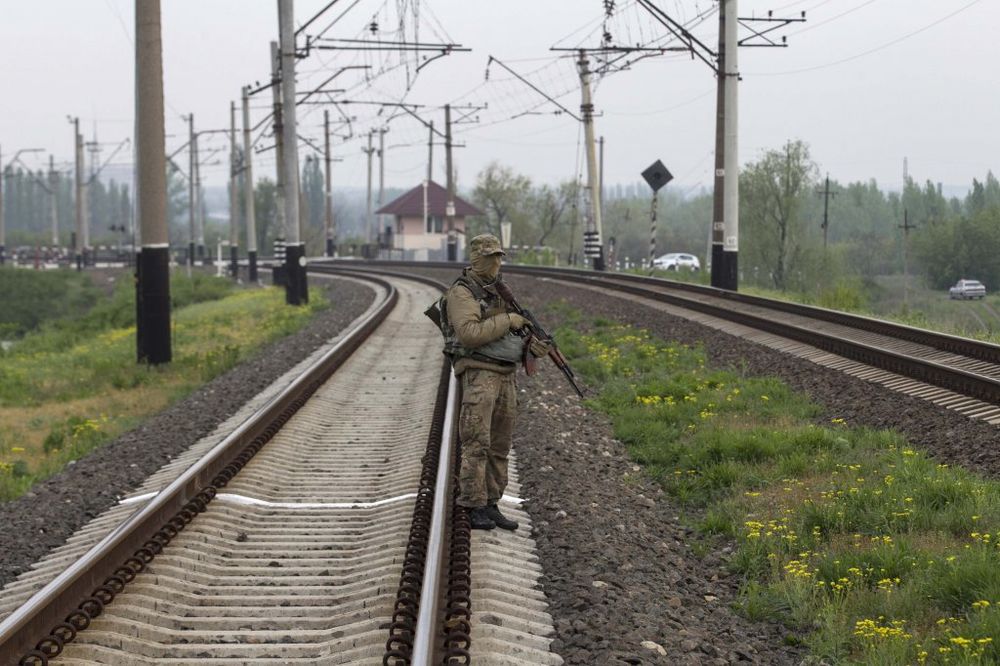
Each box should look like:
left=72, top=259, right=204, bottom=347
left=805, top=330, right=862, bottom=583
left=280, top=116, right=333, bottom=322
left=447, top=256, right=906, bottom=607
left=653, top=252, right=701, bottom=271
left=949, top=279, right=986, bottom=300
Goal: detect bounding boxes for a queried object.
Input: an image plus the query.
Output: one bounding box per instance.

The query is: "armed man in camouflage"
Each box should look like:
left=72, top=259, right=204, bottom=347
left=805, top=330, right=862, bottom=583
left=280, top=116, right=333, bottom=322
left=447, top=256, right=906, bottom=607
left=443, top=234, right=550, bottom=530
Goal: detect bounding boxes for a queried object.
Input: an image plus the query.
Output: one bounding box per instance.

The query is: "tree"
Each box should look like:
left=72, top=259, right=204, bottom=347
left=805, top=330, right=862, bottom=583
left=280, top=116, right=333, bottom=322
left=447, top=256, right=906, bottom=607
left=253, top=178, right=277, bottom=253
left=740, top=140, right=819, bottom=290
left=301, top=155, right=324, bottom=232
left=531, top=180, right=578, bottom=247
left=471, top=162, right=532, bottom=242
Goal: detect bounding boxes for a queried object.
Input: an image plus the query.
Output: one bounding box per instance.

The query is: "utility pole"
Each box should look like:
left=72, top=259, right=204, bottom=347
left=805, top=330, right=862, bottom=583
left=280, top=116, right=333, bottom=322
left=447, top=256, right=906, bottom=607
left=135, top=0, right=171, bottom=364
left=816, top=173, right=838, bottom=250
left=49, top=155, right=58, bottom=246
left=241, top=86, right=258, bottom=283
left=720, top=0, right=740, bottom=290
left=86, top=129, right=99, bottom=264
left=278, top=0, right=306, bottom=305
left=229, top=100, right=239, bottom=279
left=577, top=50, right=605, bottom=271
left=899, top=209, right=916, bottom=310
left=378, top=126, right=387, bottom=250
left=427, top=121, right=434, bottom=183
left=74, top=117, right=84, bottom=271
left=270, top=40, right=287, bottom=281
left=194, top=132, right=205, bottom=263
left=186, top=114, right=196, bottom=266
left=598, top=135, right=605, bottom=231
left=324, top=109, right=334, bottom=257
left=445, top=104, right=457, bottom=261
left=363, top=130, right=375, bottom=245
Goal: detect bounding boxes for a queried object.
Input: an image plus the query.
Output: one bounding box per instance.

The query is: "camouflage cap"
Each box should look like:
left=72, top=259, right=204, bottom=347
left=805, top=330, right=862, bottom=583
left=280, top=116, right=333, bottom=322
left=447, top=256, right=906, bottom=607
left=468, top=234, right=506, bottom=260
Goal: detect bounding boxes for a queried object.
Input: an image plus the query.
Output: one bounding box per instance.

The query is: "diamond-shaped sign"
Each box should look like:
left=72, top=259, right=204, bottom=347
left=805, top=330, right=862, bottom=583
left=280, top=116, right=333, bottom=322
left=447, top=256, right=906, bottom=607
left=641, top=160, right=673, bottom=192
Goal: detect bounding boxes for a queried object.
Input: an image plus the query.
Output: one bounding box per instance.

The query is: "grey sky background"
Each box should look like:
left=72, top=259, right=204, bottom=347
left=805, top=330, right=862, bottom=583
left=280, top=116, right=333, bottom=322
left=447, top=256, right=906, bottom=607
left=1, top=0, right=996, bottom=197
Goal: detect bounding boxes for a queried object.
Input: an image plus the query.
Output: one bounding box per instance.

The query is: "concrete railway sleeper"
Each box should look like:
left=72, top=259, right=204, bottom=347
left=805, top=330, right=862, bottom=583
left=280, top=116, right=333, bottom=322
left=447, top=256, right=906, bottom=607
left=0, top=274, right=493, bottom=665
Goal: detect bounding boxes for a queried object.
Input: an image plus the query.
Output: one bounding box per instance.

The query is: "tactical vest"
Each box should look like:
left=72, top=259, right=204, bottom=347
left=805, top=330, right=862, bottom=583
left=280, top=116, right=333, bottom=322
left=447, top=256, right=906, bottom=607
left=431, top=274, right=524, bottom=365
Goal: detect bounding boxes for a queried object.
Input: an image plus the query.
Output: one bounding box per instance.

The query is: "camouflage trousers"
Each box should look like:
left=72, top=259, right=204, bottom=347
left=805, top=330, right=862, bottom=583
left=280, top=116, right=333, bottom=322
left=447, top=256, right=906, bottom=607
left=457, top=368, right=517, bottom=508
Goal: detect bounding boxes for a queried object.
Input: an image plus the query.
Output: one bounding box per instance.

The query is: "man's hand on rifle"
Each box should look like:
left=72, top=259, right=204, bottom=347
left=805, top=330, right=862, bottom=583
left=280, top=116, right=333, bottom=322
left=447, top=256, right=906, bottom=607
left=528, top=336, right=552, bottom=358
left=508, top=313, right=529, bottom=331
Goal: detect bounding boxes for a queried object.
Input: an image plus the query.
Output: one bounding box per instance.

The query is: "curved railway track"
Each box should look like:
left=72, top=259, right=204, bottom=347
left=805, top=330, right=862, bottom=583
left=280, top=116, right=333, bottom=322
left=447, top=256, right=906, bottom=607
left=331, top=261, right=1000, bottom=424
left=0, top=271, right=559, bottom=666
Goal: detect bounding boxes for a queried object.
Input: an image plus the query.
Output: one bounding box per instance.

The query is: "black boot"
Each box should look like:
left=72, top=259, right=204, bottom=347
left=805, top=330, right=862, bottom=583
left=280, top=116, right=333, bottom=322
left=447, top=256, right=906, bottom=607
left=485, top=502, right=518, bottom=531
left=468, top=506, right=496, bottom=530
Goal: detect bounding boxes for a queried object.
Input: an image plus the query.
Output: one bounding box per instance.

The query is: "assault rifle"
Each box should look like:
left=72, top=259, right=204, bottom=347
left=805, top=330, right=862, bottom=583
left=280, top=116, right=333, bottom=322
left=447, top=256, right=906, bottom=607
left=495, top=280, right=584, bottom=398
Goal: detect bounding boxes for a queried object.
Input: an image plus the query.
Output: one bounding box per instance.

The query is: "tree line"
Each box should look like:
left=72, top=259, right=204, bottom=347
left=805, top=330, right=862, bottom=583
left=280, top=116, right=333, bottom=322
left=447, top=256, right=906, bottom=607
left=1, top=167, right=131, bottom=247
left=466, top=145, right=1000, bottom=298
left=6, top=141, right=1000, bottom=300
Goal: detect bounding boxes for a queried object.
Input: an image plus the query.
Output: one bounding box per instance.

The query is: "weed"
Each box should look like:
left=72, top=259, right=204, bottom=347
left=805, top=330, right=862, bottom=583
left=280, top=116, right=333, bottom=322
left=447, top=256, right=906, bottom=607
left=558, top=316, right=1000, bottom=664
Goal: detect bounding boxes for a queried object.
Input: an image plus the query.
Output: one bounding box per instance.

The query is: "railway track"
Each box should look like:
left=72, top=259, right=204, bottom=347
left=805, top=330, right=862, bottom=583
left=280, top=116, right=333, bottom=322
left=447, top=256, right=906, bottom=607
left=0, top=271, right=559, bottom=665
left=325, top=261, right=1000, bottom=424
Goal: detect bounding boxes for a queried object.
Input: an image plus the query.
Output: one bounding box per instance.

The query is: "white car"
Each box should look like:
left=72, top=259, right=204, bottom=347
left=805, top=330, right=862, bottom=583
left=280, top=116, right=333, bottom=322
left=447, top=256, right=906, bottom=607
left=653, top=253, right=701, bottom=271
left=949, top=279, right=986, bottom=300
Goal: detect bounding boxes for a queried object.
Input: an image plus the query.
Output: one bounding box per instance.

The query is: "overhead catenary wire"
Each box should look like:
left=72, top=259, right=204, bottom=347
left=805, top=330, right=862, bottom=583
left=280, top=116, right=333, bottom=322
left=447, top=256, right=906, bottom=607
left=747, top=0, right=984, bottom=76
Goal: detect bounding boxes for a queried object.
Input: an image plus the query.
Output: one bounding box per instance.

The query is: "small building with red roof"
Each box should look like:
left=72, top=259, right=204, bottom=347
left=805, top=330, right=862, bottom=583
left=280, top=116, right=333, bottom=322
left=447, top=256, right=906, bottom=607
left=375, top=180, right=483, bottom=261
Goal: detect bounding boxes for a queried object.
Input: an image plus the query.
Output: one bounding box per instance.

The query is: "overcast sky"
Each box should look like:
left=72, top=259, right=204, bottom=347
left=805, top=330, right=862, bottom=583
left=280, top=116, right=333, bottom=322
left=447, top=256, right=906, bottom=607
left=1, top=0, right=996, bottom=197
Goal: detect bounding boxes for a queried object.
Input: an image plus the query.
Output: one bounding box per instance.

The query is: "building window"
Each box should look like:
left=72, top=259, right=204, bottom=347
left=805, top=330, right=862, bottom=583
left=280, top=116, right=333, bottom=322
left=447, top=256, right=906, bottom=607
left=425, top=215, right=444, bottom=233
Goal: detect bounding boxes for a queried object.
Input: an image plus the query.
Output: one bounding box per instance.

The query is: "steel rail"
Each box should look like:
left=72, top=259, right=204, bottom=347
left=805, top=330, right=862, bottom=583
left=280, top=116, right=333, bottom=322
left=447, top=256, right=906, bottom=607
left=520, top=266, right=1000, bottom=365
left=315, top=260, right=1000, bottom=406
left=316, top=259, right=1000, bottom=365
left=0, top=274, right=399, bottom=664
left=311, top=264, right=464, bottom=665
left=411, top=372, right=458, bottom=666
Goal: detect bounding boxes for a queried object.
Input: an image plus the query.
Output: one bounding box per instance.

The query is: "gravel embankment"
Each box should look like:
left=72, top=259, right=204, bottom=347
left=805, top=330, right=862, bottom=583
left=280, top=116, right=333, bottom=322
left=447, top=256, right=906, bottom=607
left=0, top=276, right=375, bottom=588
left=508, top=275, right=1000, bottom=665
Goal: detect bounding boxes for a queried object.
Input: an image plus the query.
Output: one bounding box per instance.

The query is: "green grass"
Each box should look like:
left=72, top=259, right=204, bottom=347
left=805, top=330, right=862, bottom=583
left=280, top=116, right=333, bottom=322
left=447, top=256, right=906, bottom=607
left=741, top=276, right=1000, bottom=346
left=552, top=311, right=1000, bottom=665
left=0, top=267, right=102, bottom=338
left=0, top=274, right=328, bottom=500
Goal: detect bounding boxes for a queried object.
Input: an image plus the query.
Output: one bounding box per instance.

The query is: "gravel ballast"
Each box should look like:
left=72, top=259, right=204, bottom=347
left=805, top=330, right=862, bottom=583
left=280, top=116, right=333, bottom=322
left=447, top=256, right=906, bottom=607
left=0, top=275, right=375, bottom=589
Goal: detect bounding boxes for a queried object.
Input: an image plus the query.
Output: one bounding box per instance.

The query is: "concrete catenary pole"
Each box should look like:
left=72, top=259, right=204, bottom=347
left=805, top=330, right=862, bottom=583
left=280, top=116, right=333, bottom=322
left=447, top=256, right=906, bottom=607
left=427, top=121, right=434, bottom=182
left=378, top=127, right=386, bottom=249
left=242, top=86, right=258, bottom=282
left=364, top=130, right=374, bottom=245
left=577, top=50, right=605, bottom=271
left=278, top=0, right=306, bottom=305
left=445, top=104, right=457, bottom=262
left=49, top=155, right=58, bottom=246
left=74, top=118, right=84, bottom=270
left=85, top=129, right=97, bottom=264
left=598, top=135, right=605, bottom=231
left=709, top=5, right=726, bottom=288
left=194, top=132, right=205, bottom=263
left=323, top=109, right=334, bottom=257
left=229, top=100, right=239, bottom=278
left=135, top=0, right=171, bottom=364
left=187, top=114, right=196, bottom=266
left=721, top=0, right=740, bottom=290
left=270, top=40, right=287, bottom=279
